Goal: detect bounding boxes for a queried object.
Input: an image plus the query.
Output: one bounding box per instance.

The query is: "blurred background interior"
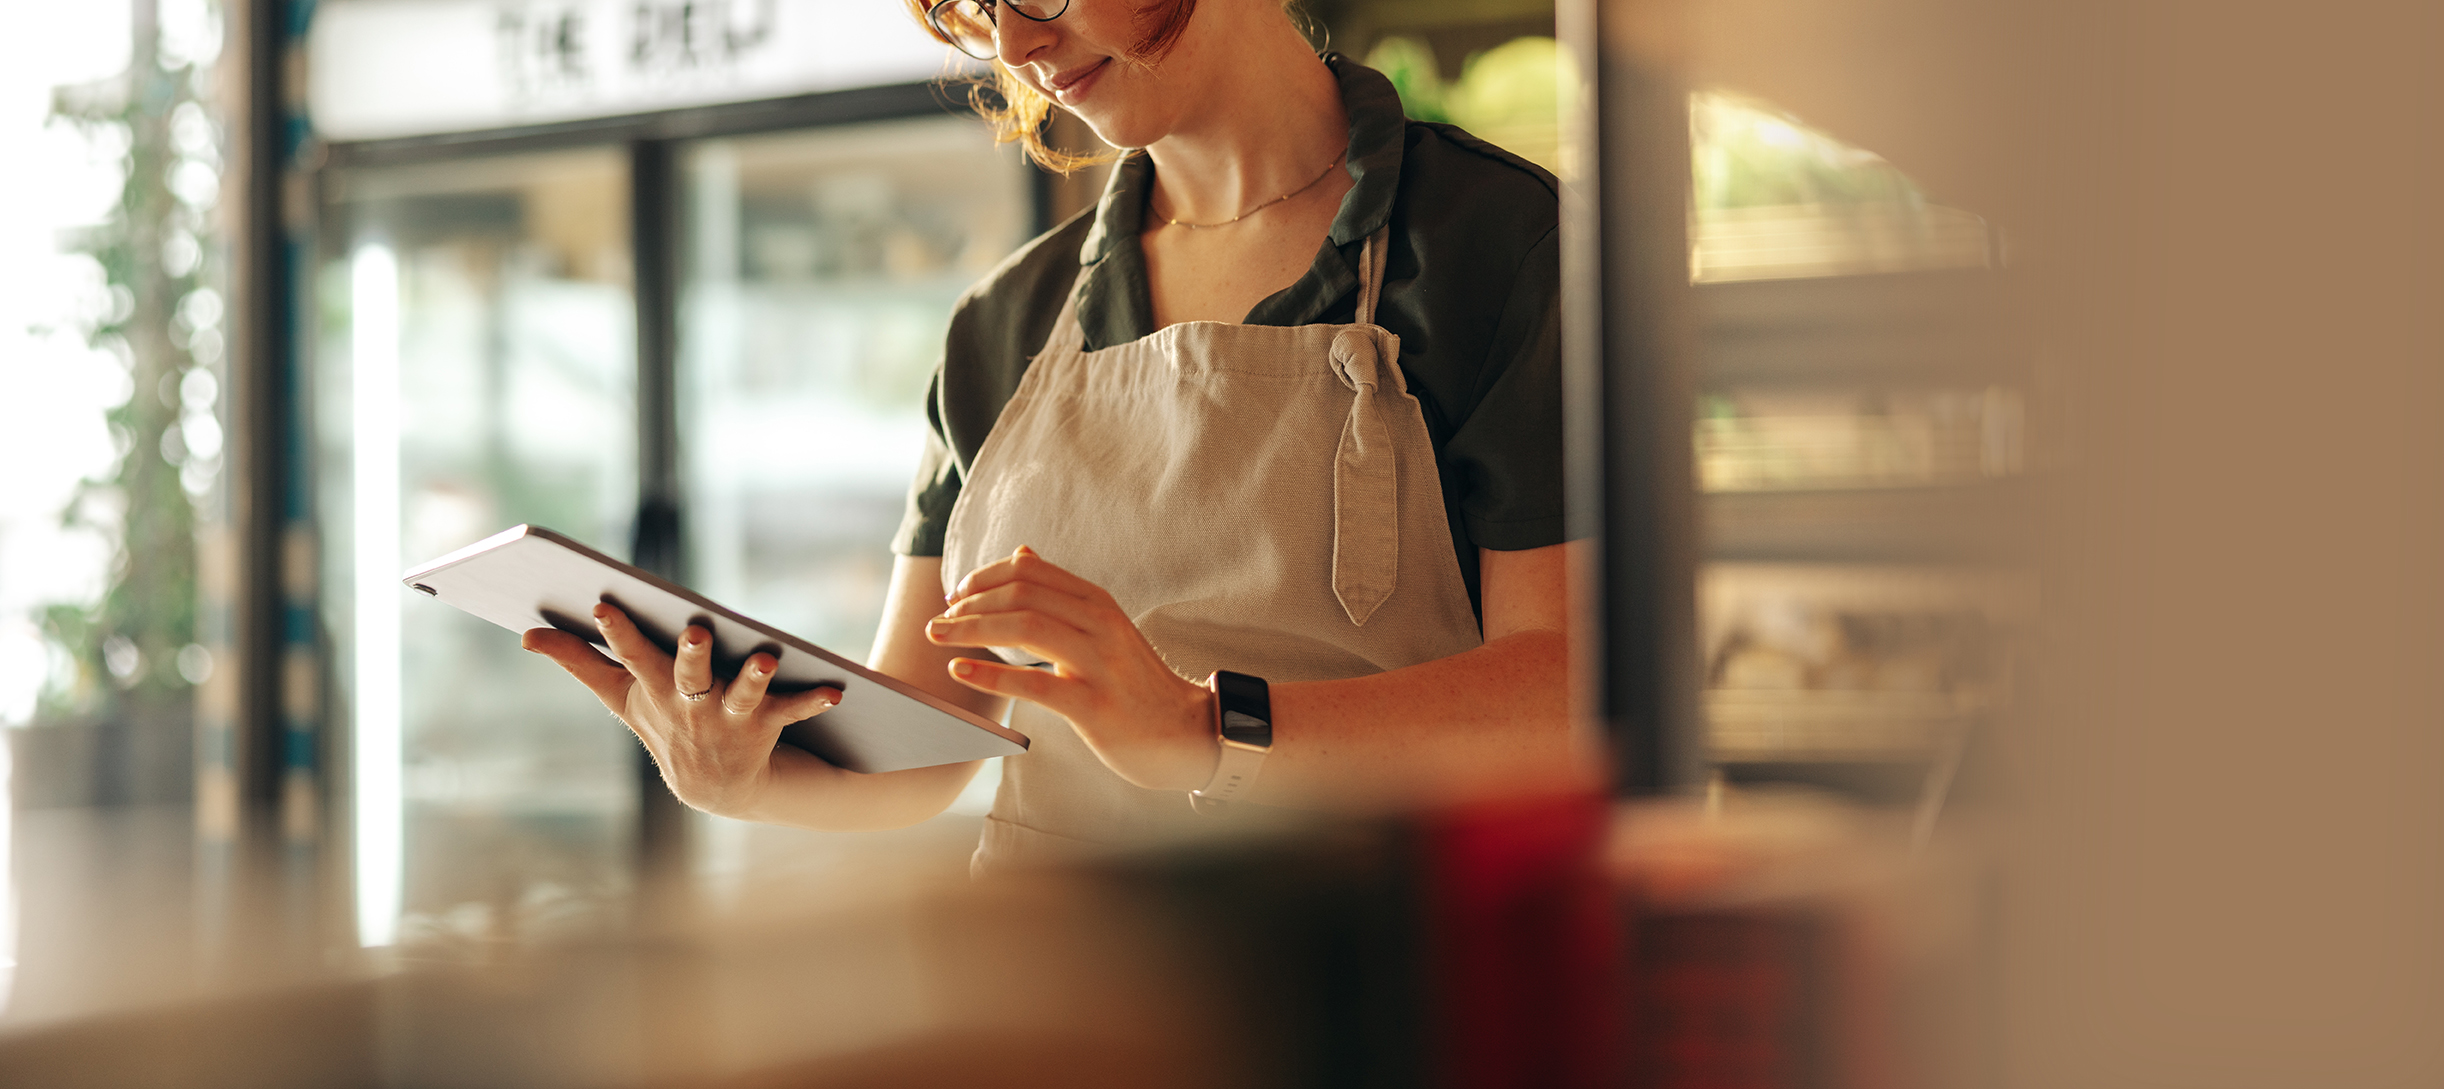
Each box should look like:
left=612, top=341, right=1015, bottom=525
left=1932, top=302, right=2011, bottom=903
left=0, top=0, right=2437, bottom=1086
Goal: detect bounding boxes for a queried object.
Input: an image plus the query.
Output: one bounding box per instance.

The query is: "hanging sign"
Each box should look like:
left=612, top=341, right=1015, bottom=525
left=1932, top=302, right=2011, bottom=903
left=307, top=0, right=976, bottom=141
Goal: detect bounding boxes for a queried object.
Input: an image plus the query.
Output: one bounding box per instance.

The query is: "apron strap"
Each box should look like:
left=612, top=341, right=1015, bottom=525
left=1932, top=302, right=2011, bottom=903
left=1042, top=264, right=1092, bottom=356
left=1355, top=227, right=1391, bottom=327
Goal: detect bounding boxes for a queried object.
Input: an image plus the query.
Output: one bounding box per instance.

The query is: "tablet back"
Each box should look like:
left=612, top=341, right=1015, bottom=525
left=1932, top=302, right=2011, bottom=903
left=401, top=525, right=1028, bottom=774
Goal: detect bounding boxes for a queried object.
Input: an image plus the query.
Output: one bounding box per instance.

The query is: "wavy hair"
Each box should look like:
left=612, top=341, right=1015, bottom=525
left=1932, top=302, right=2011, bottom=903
left=903, top=0, right=1202, bottom=173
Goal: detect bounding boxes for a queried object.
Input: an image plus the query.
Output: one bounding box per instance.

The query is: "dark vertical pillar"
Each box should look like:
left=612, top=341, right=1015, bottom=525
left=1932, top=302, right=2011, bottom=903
left=627, top=138, right=691, bottom=875
left=1563, top=0, right=1702, bottom=796
left=230, top=0, right=292, bottom=826
left=631, top=138, right=684, bottom=581
left=273, top=4, right=325, bottom=850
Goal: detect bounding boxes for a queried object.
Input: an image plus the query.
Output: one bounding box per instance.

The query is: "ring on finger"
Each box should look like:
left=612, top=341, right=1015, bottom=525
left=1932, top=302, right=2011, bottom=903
left=679, top=685, right=714, bottom=701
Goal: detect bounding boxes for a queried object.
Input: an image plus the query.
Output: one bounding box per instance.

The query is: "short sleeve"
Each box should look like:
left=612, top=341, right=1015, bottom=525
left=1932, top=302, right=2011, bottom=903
left=1444, top=223, right=1570, bottom=551
left=891, top=367, right=960, bottom=557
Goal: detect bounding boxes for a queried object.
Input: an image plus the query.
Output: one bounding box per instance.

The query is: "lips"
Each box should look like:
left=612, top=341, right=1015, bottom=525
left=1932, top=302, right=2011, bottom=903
left=1043, top=58, right=1109, bottom=106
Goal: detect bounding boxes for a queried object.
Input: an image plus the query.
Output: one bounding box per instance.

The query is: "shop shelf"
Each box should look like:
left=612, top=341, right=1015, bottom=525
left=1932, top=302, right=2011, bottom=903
left=1705, top=689, right=1985, bottom=762
left=1702, top=480, right=2035, bottom=564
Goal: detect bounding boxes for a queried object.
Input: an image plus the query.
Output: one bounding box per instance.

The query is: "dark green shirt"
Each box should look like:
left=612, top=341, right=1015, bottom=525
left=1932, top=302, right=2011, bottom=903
left=893, top=55, right=1565, bottom=616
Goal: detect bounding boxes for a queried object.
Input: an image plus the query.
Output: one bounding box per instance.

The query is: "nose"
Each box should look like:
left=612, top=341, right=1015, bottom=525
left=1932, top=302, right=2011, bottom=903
left=992, top=6, right=1056, bottom=66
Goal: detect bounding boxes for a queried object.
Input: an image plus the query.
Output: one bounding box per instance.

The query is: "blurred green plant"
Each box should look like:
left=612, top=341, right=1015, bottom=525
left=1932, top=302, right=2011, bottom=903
left=1365, top=34, right=1562, bottom=173
left=1364, top=35, right=1453, bottom=123
left=39, top=4, right=218, bottom=721
left=1440, top=37, right=1557, bottom=137
left=1691, top=91, right=1928, bottom=211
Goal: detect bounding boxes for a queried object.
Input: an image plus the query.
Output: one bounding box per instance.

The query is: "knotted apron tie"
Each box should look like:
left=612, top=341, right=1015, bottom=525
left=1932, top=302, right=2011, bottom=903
left=1328, top=233, right=1401, bottom=627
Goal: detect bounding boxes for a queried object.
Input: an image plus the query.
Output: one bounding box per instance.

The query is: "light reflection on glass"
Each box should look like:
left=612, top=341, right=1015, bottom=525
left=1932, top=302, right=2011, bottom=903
left=351, top=243, right=403, bottom=948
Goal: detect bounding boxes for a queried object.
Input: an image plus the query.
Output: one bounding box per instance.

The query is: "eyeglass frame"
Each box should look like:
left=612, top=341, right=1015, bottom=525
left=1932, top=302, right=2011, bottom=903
left=926, top=0, right=1074, bottom=61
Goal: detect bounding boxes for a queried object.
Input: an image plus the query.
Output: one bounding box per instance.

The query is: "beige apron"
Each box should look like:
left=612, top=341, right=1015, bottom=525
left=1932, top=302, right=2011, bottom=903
left=941, top=229, right=1483, bottom=872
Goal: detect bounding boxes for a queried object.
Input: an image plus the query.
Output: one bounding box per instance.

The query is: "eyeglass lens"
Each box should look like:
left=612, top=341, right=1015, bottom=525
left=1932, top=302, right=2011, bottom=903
left=932, top=1, right=996, bottom=58
left=930, top=0, right=1070, bottom=60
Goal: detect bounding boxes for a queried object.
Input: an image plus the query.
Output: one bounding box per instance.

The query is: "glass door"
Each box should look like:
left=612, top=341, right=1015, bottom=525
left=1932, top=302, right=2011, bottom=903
left=674, top=115, right=1034, bottom=884
left=320, top=147, right=641, bottom=948
left=314, top=113, right=1040, bottom=936
left=677, top=116, right=1031, bottom=659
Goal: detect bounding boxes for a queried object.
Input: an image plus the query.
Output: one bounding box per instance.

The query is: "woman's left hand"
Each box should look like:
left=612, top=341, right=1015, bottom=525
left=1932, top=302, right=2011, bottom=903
left=926, top=547, right=1217, bottom=792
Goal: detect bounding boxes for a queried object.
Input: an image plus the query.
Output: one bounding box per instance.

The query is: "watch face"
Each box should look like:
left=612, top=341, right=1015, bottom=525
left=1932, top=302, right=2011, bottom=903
left=1212, top=670, right=1273, bottom=747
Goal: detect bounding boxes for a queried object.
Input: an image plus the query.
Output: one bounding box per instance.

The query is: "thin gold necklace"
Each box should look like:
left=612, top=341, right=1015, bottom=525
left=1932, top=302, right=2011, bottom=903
left=1151, top=155, right=1345, bottom=230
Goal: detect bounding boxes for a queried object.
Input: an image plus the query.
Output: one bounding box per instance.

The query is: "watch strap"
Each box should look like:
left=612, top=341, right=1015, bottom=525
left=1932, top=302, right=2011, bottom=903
left=1195, top=737, right=1268, bottom=804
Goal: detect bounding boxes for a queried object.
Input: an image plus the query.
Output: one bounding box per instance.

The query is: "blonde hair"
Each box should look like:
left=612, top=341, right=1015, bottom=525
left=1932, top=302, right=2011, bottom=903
left=903, top=0, right=1201, bottom=173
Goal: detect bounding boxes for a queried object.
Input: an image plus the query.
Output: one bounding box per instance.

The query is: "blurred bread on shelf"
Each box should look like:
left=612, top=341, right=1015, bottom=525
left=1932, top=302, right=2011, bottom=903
left=1701, top=564, right=2033, bottom=761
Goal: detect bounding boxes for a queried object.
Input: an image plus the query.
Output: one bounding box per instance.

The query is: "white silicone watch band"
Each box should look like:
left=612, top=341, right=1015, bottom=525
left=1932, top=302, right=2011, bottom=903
left=1192, top=737, right=1268, bottom=805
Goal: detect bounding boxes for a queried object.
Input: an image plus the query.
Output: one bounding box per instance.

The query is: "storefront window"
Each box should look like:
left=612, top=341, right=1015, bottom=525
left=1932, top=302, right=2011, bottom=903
left=320, top=147, right=640, bottom=948
left=671, top=118, right=1033, bottom=867
left=676, top=118, right=1030, bottom=662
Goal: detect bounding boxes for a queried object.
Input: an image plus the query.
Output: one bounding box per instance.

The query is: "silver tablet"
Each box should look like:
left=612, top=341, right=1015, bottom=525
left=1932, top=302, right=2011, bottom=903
left=400, top=524, right=1028, bottom=774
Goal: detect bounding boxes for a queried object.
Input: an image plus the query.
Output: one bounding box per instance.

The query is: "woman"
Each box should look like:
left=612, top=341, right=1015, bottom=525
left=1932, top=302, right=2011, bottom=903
left=526, top=0, right=1584, bottom=870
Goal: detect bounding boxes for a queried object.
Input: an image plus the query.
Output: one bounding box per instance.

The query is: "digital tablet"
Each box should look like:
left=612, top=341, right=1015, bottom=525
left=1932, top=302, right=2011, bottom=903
left=400, top=524, right=1028, bottom=774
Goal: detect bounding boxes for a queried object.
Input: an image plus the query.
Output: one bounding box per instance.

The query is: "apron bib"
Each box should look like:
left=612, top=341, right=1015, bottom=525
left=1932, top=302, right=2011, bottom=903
left=940, top=229, right=1482, bottom=872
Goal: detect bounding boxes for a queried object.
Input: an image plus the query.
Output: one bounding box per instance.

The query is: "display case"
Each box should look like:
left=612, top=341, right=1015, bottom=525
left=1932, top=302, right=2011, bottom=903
left=1687, top=95, right=2034, bottom=802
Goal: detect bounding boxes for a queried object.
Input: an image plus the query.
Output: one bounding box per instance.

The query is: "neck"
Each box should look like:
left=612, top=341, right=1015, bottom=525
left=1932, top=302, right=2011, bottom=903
left=1141, top=13, right=1347, bottom=224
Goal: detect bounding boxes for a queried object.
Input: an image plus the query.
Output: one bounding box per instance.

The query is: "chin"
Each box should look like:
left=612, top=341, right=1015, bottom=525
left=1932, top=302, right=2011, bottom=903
left=1071, top=110, right=1162, bottom=153
left=1057, top=68, right=1179, bottom=152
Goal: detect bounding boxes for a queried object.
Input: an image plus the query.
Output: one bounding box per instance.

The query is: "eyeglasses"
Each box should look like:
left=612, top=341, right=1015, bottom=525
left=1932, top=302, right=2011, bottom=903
left=926, top=0, right=1072, bottom=60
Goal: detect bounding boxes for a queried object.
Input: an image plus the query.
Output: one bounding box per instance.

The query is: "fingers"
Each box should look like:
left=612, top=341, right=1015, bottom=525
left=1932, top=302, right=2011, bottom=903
left=934, top=556, right=1120, bottom=673
left=941, top=578, right=1105, bottom=630
left=674, top=625, right=714, bottom=699
left=524, top=628, right=634, bottom=713
left=951, top=546, right=1110, bottom=606
left=765, top=685, right=844, bottom=724
left=926, top=608, right=1098, bottom=672
left=949, top=656, right=1080, bottom=710
left=592, top=602, right=672, bottom=682
left=721, top=653, right=778, bottom=716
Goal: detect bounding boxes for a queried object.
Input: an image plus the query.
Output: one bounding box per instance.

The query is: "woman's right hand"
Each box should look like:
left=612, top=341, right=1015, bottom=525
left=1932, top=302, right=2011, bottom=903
left=523, top=602, right=843, bottom=820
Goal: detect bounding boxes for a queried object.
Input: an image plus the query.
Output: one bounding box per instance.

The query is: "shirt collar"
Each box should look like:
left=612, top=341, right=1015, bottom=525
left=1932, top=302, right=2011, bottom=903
left=1073, top=54, right=1410, bottom=349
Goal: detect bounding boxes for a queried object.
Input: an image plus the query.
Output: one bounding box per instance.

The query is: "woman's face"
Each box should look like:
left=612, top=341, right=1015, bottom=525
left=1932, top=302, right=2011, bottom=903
left=992, top=0, right=1219, bottom=150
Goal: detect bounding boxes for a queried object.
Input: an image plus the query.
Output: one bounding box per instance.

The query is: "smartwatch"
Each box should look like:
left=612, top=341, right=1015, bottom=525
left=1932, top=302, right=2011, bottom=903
left=1190, top=670, right=1271, bottom=809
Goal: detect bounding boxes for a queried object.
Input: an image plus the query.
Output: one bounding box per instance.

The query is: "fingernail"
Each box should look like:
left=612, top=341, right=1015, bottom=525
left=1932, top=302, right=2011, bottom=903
left=1017, top=545, right=1035, bottom=556
left=952, top=660, right=976, bottom=678
left=592, top=604, right=611, bottom=621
